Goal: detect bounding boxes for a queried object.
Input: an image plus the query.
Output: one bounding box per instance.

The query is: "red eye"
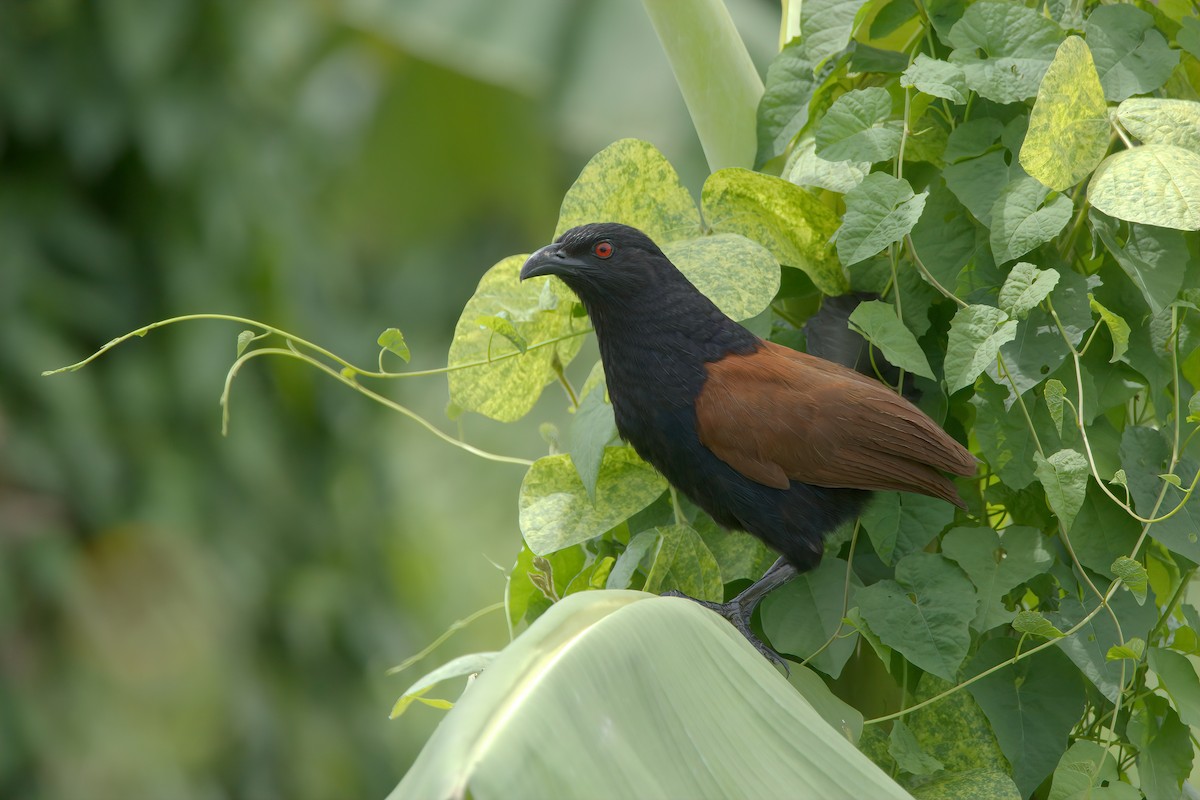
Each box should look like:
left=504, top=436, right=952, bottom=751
left=593, top=241, right=614, bottom=259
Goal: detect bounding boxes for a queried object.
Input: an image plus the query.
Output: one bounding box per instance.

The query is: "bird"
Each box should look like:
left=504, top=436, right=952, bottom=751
left=519, top=222, right=976, bottom=664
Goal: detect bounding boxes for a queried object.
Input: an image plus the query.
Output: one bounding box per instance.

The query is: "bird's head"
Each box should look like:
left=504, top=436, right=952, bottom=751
left=518, top=223, right=675, bottom=301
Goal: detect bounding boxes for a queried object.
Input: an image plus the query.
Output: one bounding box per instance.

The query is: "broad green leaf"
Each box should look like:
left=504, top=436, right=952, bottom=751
left=900, top=54, right=967, bottom=104
left=377, top=327, right=410, bottom=363
left=912, top=770, right=1021, bottom=800
left=801, top=0, right=871, bottom=69
left=1088, top=146, right=1200, bottom=231
left=908, top=180, right=980, bottom=291
left=942, top=526, right=1053, bottom=632
left=1085, top=4, right=1179, bottom=102
left=1047, top=740, right=1140, bottom=800
left=568, top=380, right=617, bottom=501
left=518, top=448, right=666, bottom=554
left=989, top=177, right=1073, bottom=264
left=859, top=492, right=957, bottom=566
left=390, top=652, right=497, bottom=718
left=761, top=557, right=862, bottom=679
left=1118, top=98, right=1200, bottom=154
left=814, top=88, right=903, bottom=164
left=857, top=552, right=976, bottom=681
left=605, top=531, right=659, bottom=591
left=692, top=514, right=776, bottom=585
left=905, top=674, right=1009, bottom=778
left=998, top=262, right=1060, bottom=319
left=756, top=40, right=823, bottom=167
left=889, top=720, right=944, bottom=776
left=973, top=376, right=1051, bottom=488
left=475, top=314, right=528, bottom=354
left=1019, top=37, right=1110, bottom=192
left=1106, top=638, right=1145, bottom=661
left=944, top=305, right=1018, bottom=393
left=1148, top=648, right=1200, bottom=728
left=1128, top=696, right=1193, bottom=800
left=1034, top=449, right=1089, bottom=532
left=947, top=2, right=1063, bottom=104
left=1044, top=379, right=1066, bottom=435
left=1072, top=482, right=1140, bottom=573
left=1120, top=426, right=1200, bottom=562
left=662, top=233, right=780, bottom=321
left=943, top=150, right=1011, bottom=225
left=448, top=255, right=585, bottom=421
left=1088, top=296, right=1131, bottom=363
left=642, top=524, right=723, bottom=603
left=1111, top=556, right=1148, bottom=605
left=1181, top=17, right=1200, bottom=61
left=846, top=300, right=935, bottom=380
left=944, top=118, right=1005, bottom=164
left=392, top=592, right=915, bottom=800
left=1092, top=213, right=1190, bottom=315
left=1012, top=610, right=1065, bottom=639
left=702, top=168, right=848, bottom=295
left=783, top=135, right=868, bottom=194
left=640, top=0, right=762, bottom=171
left=991, top=308, right=1071, bottom=402
left=966, top=638, right=1085, bottom=798
left=554, top=138, right=701, bottom=242
left=837, top=173, right=928, bottom=266
left=1051, top=592, right=1158, bottom=702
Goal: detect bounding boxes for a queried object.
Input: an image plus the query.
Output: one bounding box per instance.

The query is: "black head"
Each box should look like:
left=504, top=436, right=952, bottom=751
left=518, top=223, right=680, bottom=302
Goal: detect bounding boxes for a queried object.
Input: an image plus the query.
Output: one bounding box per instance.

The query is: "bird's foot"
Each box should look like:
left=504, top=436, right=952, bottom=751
left=661, top=590, right=790, bottom=674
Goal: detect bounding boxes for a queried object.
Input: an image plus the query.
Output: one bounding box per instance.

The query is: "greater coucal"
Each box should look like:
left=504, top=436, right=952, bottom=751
left=519, top=222, right=976, bottom=663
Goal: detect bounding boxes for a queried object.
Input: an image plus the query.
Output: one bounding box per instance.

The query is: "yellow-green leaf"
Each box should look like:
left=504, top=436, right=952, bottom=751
left=1012, top=610, right=1065, bottom=639
left=662, top=233, right=780, bottom=321
left=1116, top=98, right=1200, bottom=155
left=1111, top=556, right=1148, bottom=605
left=1088, top=295, right=1130, bottom=363
left=1106, top=638, right=1145, bottom=662
left=1088, top=145, right=1200, bottom=231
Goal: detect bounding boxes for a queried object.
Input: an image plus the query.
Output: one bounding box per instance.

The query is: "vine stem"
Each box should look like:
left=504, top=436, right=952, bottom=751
left=798, top=520, right=861, bottom=669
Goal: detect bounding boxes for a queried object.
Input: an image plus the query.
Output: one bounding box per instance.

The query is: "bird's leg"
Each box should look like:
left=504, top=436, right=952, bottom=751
left=663, top=557, right=798, bottom=672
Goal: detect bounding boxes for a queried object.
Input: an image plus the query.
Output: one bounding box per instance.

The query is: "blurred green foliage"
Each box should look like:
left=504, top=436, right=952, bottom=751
left=0, top=0, right=774, bottom=796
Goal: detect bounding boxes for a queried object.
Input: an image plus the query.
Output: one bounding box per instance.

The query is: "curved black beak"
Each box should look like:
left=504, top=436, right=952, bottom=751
left=520, top=245, right=584, bottom=280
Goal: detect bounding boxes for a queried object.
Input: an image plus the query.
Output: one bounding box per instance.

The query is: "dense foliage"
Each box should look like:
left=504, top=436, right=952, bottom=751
left=435, top=1, right=1200, bottom=797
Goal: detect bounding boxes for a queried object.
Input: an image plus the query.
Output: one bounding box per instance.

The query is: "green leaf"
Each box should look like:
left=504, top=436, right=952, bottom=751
left=393, top=591, right=915, bottom=800
left=702, top=168, right=848, bottom=295
left=448, top=255, right=585, bottom=422
left=944, top=118, right=1005, bottom=164
left=661, top=233, right=780, bottom=321
left=801, top=0, right=871, bottom=69
left=756, top=41, right=823, bottom=167
left=989, top=177, right=1073, bottom=264
left=554, top=138, right=702, bottom=242
left=1019, top=37, right=1110, bottom=192
left=1148, top=647, right=1200, bottom=728
left=1044, top=379, right=1066, bottom=436
left=1106, top=638, right=1145, bottom=661
left=814, top=88, right=903, bottom=164
left=692, top=514, right=776, bottom=585
left=836, top=173, right=928, bottom=266
left=904, top=673, right=1009, bottom=778
left=1085, top=4, right=1179, bottom=102
left=1128, top=696, right=1193, bottom=800
left=911, top=770, right=1021, bottom=800
left=1120, top=426, right=1200, bottom=563
left=944, top=150, right=1011, bottom=226
left=1118, top=98, right=1200, bottom=155
left=1181, top=17, right=1200, bottom=61
left=859, top=492, right=957, bottom=566
left=641, top=524, right=724, bottom=603
left=998, top=262, right=1060, bottom=319
left=944, top=305, right=1018, bottom=393
left=856, top=552, right=976, bottom=681
left=236, top=329, right=255, bottom=357
left=1111, top=556, right=1149, bottom=605
left=568, top=380, right=616, bottom=501
left=1088, top=145, right=1200, bottom=231
left=1190, top=390, right=1200, bottom=422
left=1012, top=610, right=1065, bottom=639
left=786, top=665, right=864, bottom=744
left=1092, top=213, right=1191, bottom=316
left=908, top=179, right=980, bottom=290
left=846, top=300, right=935, bottom=380
left=966, top=638, right=1086, bottom=798
left=605, top=531, right=659, bottom=591
left=947, top=1, right=1063, bottom=104
left=1047, top=740, right=1140, bottom=800
left=761, top=557, right=862, bottom=679
left=900, top=54, right=967, bottom=104
left=1034, top=449, right=1090, bottom=532
left=390, top=652, right=497, bottom=719
left=889, top=720, right=944, bottom=776
left=1051, top=591, right=1158, bottom=702
left=518, top=448, right=666, bottom=554
left=1088, top=296, right=1131, bottom=363
left=475, top=314, right=528, bottom=354
left=782, top=135, right=869, bottom=194
left=942, top=526, right=1053, bottom=632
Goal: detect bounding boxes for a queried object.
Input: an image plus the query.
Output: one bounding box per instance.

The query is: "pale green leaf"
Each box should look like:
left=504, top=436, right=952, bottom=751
left=989, top=177, right=1073, bottom=264
left=1088, top=296, right=1131, bottom=363
left=1088, top=145, right=1200, bottom=231
left=942, top=526, right=1054, bottom=633
left=998, top=262, right=1060, bottom=319
left=1091, top=212, right=1191, bottom=315
left=518, top=448, right=666, bottom=554
left=900, top=55, right=967, bottom=104
left=814, top=87, right=902, bottom=163
left=1117, top=98, right=1200, bottom=155
left=801, top=0, right=870, bottom=69
left=236, top=329, right=255, bottom=357
left=1085, top=4, right=1178, bottom=102
left=837, top=173, right=928, bottom=266
left=1047, top=740, right=1139, bottom=800
left=642, top=524, right=724, bottom=603
left=846, top=300, right=935, bottom=380
left=947, top=2, right=1063, bottom=104
left=702, top=168, right=848, bottom=295
left=890, top=720, right=944, bottom=776
left=1034, top=449, right=1090, bottom=532
left=1148, top=648, right=1200, bottom=728
left=391, top=652, right=497, bottom=719
left=1044, top=379, right=1066, bottom=436
left=944, top=305, right=1018, bottom=393
left=1019, top=37, right=1110, bottom=192
left=662, top=233, right=780, bottom=321
left=1106, top=638, right=1145, bottom=662
left=783, top=135, right=868, bottom=194
left=475, top=314, right=527, bottom=354
left=756, top=41, right=823, bottom=167
left=1110, top=555, right=1147, bottom=605
left=1012, top=610, right=1065, bottom=639
left=377, top=327, right=410, bottom=363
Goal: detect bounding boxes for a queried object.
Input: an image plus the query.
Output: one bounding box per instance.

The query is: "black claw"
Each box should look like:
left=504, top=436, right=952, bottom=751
left=661, top=590, right=790, bottom=674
